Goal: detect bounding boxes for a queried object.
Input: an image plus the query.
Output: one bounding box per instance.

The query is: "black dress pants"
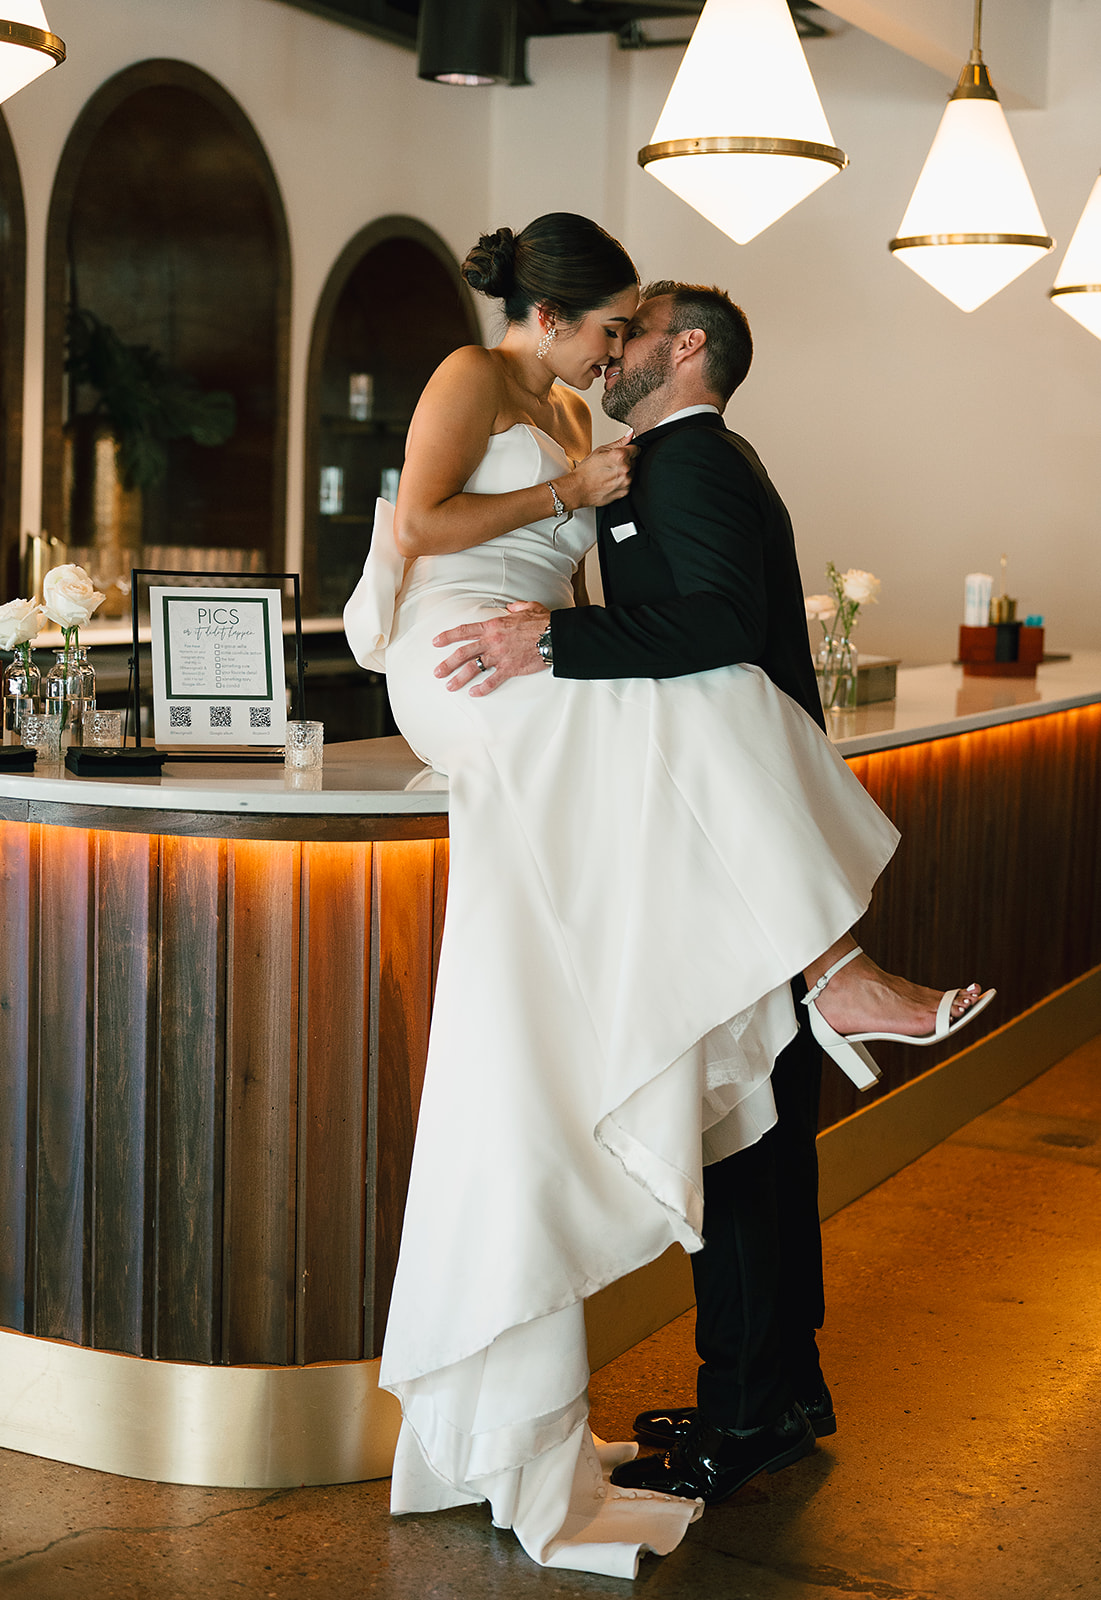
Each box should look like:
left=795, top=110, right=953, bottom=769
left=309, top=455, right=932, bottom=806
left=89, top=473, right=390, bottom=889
left=690, top=981, right=825, bottom=1431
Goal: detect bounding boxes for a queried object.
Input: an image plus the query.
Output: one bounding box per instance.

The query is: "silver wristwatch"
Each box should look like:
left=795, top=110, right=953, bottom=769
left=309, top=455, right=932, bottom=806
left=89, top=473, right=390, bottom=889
left=536, top=627, right=553, bottom=667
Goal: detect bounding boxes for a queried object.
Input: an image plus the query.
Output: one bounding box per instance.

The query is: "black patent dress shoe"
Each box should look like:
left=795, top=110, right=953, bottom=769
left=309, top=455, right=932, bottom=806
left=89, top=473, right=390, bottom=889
left=610, top=1404, right=815, bottom=1506
left=633, top=1381, right=836, bottom=1448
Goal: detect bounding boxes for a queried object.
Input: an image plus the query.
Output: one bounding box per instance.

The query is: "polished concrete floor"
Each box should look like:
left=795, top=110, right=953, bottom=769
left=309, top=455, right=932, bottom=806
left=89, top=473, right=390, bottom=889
left=3, top=1036, right=1100, bottom=1600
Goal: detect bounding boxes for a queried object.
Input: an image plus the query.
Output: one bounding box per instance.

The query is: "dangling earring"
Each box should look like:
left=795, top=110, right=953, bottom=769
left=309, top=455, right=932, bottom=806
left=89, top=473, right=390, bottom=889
left=536, top=322, right=557, bottom=360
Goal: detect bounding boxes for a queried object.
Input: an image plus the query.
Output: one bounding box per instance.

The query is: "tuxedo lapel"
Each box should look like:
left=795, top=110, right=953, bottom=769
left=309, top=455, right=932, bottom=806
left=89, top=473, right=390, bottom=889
left=597, top=413, right=726, bottom=608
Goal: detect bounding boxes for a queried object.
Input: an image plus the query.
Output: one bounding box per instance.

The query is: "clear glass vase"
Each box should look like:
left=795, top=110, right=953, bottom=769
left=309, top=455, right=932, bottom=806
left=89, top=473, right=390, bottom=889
left=3, top=645, right=41, bottom=745
left=43, top=645, right=96, bottom=749
left=816, top=633, right=858, bottom=714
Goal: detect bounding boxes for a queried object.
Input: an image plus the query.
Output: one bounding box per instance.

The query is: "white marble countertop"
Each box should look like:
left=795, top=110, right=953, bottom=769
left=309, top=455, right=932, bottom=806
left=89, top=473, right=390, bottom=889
left=0, top=736, right=446, bottom=815
left=1, top=653, right=1097, bottom=816
left=828, top=652, right=1101, bottom=756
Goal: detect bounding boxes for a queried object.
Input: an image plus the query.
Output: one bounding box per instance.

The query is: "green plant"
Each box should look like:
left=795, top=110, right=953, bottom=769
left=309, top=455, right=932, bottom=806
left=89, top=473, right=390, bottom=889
left=65, top=308, right=237, bottom=491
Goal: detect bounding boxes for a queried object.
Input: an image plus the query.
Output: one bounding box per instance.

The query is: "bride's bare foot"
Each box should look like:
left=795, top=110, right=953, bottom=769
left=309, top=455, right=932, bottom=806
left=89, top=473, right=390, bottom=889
left=804, top=940, right=985, bottom=1041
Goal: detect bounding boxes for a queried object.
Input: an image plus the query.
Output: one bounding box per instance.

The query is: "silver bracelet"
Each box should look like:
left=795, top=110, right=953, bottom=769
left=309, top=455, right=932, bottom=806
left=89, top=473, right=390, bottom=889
left=547, top=481, right=571, bottom=522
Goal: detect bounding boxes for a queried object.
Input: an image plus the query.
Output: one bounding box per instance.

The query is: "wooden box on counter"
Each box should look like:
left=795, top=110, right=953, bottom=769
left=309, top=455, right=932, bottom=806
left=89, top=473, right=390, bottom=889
left=958, top=623, right=1045, bottom=678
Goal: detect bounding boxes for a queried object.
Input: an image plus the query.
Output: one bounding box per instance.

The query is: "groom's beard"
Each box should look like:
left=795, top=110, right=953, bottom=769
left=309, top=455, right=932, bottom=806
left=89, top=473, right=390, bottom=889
left=601, top=338, right=674, bottom=424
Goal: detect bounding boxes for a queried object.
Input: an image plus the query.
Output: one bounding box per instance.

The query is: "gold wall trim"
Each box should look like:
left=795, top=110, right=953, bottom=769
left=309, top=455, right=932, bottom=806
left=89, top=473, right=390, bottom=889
left=0, top=1332, right=401, bottom=1487
left=586, top=963, right=1101, bottom=1371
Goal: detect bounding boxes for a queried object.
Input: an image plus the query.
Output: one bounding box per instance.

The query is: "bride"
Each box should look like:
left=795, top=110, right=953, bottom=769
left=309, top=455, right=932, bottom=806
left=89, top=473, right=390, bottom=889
left=345, top=213, right=990, bottom=1576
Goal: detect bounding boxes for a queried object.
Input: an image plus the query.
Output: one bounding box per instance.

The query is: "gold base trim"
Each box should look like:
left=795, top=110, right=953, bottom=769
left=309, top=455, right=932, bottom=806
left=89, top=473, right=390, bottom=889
left=1048, top=284, right=1101, bottom=299
left=639, top=136, right=848, bottom=171
left=890, top=232, right=1053, bottom=251
left=0, top=21, right=66, bottom=63
left=587, top=964, right=1101, bottom=1369
left=0, top=1333, right=401, bottom=1487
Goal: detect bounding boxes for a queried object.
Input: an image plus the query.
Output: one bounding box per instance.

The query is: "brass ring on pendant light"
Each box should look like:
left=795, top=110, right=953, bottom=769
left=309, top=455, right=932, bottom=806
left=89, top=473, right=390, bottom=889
left=0, top=20, right=66, bottom=64
left=889, top=232, right=1054, bottom=252
left=639, top=135, right=848, bottom=170
left=1048, top=283, right=1101, bottom=300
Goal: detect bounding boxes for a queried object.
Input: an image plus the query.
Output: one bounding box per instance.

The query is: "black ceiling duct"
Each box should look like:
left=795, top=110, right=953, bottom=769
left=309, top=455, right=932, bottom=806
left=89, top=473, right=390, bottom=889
left=417, top=0, right=529, bottom=86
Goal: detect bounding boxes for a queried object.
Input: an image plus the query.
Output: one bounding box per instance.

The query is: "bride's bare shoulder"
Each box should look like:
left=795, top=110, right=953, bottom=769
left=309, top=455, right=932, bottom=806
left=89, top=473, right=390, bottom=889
left=419, top=345, right=506, bottom=414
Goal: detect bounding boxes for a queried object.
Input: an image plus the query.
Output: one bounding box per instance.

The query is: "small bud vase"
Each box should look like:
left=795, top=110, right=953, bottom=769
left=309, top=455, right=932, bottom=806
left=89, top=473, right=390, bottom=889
left=43, top=640, right=96, bottom=749
left=3, top=643, right=41, bottom=745
left=816, top=633, right=858, bottom=714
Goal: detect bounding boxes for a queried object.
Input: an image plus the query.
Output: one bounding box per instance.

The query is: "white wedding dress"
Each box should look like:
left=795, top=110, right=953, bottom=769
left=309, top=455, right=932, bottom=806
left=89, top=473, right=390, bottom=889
left=344, top=423, right=899, bottom=1577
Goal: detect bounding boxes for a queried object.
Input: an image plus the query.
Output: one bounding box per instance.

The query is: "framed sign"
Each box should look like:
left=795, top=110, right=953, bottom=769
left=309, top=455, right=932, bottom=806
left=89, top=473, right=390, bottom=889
left=130, top=569, right=306, bottom=760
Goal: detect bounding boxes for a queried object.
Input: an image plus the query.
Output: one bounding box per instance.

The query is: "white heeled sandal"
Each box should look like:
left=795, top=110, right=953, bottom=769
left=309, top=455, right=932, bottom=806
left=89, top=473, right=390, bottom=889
left=801, top=946, right=997, bottom=1093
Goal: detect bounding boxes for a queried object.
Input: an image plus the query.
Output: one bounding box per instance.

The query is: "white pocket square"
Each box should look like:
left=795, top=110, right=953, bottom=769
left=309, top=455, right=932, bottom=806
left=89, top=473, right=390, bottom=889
left=610, top=520, right=638, bottom=543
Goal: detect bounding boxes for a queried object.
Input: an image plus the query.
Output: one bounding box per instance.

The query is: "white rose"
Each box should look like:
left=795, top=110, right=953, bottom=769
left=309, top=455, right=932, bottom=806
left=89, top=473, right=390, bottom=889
left=0, top=597, right=45, bottom=651
left=841, top=568, right=880, bottom=606
left=42, top=563, right=106, bottom=629
left=804, top=593, right=836, bottom=622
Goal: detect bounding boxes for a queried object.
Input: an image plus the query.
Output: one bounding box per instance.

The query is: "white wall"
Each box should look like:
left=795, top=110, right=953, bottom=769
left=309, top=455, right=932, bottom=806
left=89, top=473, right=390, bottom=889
left=3, top=0, right=1099, bottom=661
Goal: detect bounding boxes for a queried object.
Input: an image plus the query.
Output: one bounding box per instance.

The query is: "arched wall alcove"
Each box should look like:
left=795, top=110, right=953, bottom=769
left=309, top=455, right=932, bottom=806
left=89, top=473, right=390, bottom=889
left=42, top=59, right=291, bottom=590
left=0, top=110, right=26, bottom=599
left=304, top=216, right=479, bottom=617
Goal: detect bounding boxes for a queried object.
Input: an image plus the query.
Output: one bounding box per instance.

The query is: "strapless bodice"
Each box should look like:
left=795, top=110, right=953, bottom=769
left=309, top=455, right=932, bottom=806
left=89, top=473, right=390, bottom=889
left=397, top=424, right=595, bottom=618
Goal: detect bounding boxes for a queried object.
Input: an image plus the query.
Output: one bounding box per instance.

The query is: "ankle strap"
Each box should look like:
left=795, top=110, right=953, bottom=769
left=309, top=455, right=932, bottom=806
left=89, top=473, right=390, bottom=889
left=802, top=945, right=863, bottom=1006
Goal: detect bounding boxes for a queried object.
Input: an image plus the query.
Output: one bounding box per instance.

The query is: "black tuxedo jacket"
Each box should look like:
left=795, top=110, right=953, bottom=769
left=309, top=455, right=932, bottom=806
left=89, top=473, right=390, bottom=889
left=550, top=411, right=824, bottom=731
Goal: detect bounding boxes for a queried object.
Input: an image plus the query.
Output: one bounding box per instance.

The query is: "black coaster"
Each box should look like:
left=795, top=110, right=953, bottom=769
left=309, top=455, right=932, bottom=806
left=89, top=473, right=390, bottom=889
left=65, top=747, right=166, bottom=776
left=0, top=746, right=37, bottom=772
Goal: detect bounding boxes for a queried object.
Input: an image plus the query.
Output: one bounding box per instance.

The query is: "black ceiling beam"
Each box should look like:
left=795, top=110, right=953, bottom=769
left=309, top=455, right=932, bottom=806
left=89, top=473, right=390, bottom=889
left=262, top=0, right=833, bottom=52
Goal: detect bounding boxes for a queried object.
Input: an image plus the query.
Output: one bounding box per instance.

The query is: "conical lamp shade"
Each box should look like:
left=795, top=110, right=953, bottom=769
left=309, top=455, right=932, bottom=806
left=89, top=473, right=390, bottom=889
left=0, top=3, right=65, bottom=104
left=638, top=0, right=847, bottom=246
left=1048, top=172, right=1101, bottom=341
left=889, top=76, right=1052, bottom=312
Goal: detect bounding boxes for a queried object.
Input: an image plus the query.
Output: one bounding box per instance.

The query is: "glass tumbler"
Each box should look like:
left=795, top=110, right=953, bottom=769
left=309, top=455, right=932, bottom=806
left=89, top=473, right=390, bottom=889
left=284, top=719, right=324, bottom=770
left=82, top=708, right=124, bottom=747
left=21, top=711, right=62, bottom=765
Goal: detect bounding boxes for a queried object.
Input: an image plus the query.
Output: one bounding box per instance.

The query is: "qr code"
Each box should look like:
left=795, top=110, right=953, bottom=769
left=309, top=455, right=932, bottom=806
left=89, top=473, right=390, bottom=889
left=249, top=706, right=271, bottom=729
left=209, top=705, right=232, bottom=729
left=169, top=704, right=192, bottom=729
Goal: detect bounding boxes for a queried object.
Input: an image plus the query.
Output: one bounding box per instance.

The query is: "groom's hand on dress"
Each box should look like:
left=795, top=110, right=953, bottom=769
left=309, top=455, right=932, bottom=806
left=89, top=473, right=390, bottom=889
left=433, top=603, right=551, bottom=696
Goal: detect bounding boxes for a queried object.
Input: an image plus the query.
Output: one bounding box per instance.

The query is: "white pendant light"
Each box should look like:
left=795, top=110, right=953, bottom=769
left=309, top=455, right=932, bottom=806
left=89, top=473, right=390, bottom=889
left=637, top=0, right=847, bottom=246
left=1048, top=173, right=1101, bottom=342
left=0, top=3, right=65, bottom=104
left=889, top=0, right=1051, bottom=313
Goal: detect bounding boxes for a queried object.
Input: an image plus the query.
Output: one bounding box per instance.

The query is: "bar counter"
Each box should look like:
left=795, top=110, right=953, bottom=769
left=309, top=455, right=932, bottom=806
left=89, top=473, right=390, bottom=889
left=1, top=654, right=1099, bottom=1488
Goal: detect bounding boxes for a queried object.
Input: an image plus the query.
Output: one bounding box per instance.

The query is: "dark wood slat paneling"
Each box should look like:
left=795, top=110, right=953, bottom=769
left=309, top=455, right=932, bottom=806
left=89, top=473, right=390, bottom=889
left=820, top=705, right=1101, bottom=1129
left=297, top=840, right=371, bottom=1363
left=91, top=829, right=157, bottom=1356
left=0, top=820, right=34, bottom=1332
left=34, top=825, right=92, bottom=1343
left=431, top=839, right=449, bottom=1001
left=223, top=840, right=299, bottom=1365
left=371, top=839, right=438, bottom=1355
left=155, top=834, right=226, bottom=1363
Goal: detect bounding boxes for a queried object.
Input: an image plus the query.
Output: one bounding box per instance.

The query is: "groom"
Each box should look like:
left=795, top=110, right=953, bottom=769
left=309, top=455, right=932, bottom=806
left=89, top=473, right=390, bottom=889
left=433, top=282, right=833, bottom=1504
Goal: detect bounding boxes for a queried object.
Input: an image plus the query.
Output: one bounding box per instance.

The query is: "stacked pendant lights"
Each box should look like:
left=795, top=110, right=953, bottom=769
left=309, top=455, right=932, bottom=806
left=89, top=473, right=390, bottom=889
left=629, top=0, right=1100, bottom=340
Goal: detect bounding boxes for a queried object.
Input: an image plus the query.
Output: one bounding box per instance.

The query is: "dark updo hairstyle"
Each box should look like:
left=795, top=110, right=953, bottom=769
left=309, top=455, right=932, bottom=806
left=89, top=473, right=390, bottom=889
left=462, top=212, right=638, bottom=327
